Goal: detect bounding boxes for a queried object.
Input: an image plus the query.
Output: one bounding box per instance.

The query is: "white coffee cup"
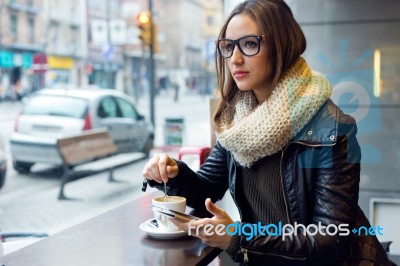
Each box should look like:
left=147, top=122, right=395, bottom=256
left=152, top=196, right=186, bottom=232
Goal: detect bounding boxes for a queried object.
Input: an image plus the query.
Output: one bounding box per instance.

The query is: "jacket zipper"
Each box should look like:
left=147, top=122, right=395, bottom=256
left=280, top=140, right=336, bottom=224
left=241, top=247, right=249, bottom=265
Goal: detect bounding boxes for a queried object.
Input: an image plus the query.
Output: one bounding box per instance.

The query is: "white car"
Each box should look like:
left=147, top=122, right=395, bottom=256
left=10, top=88, right=154, bottom=173
left=0, top=135, right=7, bottom=188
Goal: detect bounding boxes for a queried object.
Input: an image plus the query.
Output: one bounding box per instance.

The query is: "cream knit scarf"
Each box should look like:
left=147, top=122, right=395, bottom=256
left=216, top=57, right=332, bottom=168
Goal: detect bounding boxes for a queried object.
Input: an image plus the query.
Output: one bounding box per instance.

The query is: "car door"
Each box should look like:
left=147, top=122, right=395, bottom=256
left=97, top=96, right=129, bottom=152
left=114, top=97, right=149, bottom=152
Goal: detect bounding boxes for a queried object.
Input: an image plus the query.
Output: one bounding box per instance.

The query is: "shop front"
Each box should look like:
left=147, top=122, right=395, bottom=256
left=0, top=50, right=33, bottom=100
left=88, top=61, right=120, bottom=89
left=32, top=53, right=47, bottom=91
left=45, top=55, right=74, bottom=88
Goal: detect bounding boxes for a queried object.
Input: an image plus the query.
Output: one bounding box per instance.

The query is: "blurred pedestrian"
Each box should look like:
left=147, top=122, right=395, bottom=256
left=142, top=0, right=391, bottom=265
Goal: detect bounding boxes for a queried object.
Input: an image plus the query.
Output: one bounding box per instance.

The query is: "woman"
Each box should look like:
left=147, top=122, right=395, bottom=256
left=142, top=0, right=391, bottom=265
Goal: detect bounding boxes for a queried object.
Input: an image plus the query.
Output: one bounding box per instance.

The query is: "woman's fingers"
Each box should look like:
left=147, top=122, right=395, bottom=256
left=142, top=153, right=178, bottom=183
left=157, top=153, right=174, bottom=182
left=142, top=154, right=163, bottom=183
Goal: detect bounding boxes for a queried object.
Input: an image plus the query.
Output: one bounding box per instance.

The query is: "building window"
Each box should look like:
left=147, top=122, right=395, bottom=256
left=28, top=18, right=35, bottom=43
left=70, top=1, right=77, bottom=22
left=70, top=28, right=78, bottom=55
left=10, top=14, right=18, bottom=36
left=50, top=23, right=59, bottom=52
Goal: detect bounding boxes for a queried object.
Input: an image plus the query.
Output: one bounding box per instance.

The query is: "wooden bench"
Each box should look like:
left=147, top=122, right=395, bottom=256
left=56, top=129, right=138, bottom=200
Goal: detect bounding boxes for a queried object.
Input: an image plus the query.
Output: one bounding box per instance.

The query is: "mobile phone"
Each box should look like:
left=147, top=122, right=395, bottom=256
left=152, top=206, right=200, bottom=222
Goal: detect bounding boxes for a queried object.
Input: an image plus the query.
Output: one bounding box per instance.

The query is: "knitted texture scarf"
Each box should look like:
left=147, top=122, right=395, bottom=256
left=216, top=57, right=332, bottom=168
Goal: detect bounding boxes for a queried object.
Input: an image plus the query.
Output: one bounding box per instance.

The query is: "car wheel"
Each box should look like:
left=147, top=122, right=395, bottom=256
left=13, top=161, right=34, bottom=173
left=141, top=137, right=154, bottom=158
left=0, top=169, right=5, bottom=189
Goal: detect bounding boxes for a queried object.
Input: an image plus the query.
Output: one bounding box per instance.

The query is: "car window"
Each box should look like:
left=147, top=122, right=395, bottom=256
left=23, top=95, right=88, bottom=118
left=115, top=97, right=139, bottom=119
left=98, top=97, right=118, bottom=118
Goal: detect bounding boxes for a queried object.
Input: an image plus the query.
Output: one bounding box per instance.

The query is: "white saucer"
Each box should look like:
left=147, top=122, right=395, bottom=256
left=139, top=219, right=188, bottom=240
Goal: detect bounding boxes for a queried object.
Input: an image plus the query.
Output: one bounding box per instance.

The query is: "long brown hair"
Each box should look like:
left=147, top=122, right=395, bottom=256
left=213, top=0, right=306, bottom=132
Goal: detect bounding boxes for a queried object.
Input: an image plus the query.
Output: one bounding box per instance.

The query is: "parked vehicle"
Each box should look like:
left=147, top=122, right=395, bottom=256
left=10, top=88, right=154, bottom=173
left=0, top=135, right=7, bottom=188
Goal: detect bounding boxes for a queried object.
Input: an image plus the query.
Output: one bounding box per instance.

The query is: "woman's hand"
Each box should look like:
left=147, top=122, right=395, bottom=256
left=142, top=153, right=179, bottom=183
left=172, top=198, right=234, bottom=250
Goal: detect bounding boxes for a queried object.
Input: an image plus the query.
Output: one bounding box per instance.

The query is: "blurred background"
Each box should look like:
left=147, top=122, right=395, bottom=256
left=0, top=0, right=225, bottom=101
left=0, top=0, right=399, bottom=263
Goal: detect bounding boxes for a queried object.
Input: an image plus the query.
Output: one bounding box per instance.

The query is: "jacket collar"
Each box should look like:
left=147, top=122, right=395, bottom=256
left=293, top=99, right=339, bottom=144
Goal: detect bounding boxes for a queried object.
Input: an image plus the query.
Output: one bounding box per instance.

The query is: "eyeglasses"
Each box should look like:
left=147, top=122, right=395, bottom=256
left=217, top=35, right=263, bottom=59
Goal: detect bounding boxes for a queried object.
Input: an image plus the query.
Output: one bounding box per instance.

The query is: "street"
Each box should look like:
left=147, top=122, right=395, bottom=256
left=0, top=93, right=211, bottom=236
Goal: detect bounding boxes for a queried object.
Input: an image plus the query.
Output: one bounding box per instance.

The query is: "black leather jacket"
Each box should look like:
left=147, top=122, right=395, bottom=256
left=152, top=99, right=390, bottom=265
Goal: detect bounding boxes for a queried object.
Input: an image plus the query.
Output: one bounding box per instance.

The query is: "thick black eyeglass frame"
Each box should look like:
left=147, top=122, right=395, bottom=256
left=216, top=35, right=264, bottom=59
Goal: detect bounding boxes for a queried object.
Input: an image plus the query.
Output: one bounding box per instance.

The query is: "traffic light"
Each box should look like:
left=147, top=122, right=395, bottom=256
left=137, top=11, right=151, bottom=46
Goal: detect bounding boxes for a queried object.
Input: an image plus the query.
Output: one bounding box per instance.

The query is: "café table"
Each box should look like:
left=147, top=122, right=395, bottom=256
left=0, top=192, right=223, bottom=266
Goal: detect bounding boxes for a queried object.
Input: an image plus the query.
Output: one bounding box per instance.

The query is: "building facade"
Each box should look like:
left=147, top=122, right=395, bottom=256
left=40, top=0, right=85, bottom=89
left=120, top=0, right=223, bottom=100
left=153, top=0, right=223, bottom=95
left=202, top=0, right=224, bottom=94
left=0, top=0, right=224, bottom=99
left=0, top=0, right=43, bottom=100
left=86, top=0, right=125, bottom=90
